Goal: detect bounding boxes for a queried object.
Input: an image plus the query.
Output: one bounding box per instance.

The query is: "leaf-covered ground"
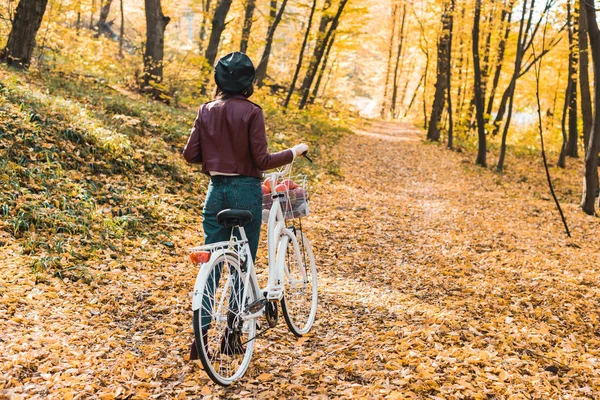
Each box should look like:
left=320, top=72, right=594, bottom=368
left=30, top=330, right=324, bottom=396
left=2, top=114, right=600, bottom=399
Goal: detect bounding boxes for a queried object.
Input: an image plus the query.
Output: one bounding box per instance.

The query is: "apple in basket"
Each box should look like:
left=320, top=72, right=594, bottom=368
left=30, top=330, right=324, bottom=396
left=282, top=179, right=299, bottom=190
left=261, top=184, right=270, bottom=195
left=275, top=183, right=287, bottom=193
left=263, top=178, right=273, bottom=192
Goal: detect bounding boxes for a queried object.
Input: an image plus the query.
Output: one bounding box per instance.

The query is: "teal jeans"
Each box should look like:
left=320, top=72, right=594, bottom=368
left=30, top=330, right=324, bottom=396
left=201, top=175, right=262, bottom=330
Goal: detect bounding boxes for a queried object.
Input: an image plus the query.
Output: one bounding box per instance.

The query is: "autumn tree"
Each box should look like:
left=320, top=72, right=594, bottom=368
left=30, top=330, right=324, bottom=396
left=1, top=0, right=49, bottom=68
left=284, top=0, right=318, bottom=108
left=579, top=0, right=593, bottom=150
left=205, top=0, right=233, bottom=67
left=95, top=0, right=114, bottom=38
left=142, top=0, right=170, bottom=99
left=240, top=0, right=256, bottom=53
left=299, top=0, right=349, bottom=109
left=472, top=0, right=486, bottom=167
left=427, top=0, right=454, bottom=141
left=581, top=0, right=600, bottom=215
left=255, top=0, right=290, bottom=87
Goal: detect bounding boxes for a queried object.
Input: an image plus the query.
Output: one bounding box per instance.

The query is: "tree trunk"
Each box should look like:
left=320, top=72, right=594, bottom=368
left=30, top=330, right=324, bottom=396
left=486, top=0, right=513, bottom=117
left=473, top=0, right=486, bottom=167
left=582, top=0, right=600, bottom=215
left=204, top=0, right=232, bottom=67
left=496, top=0, right=531, bottom=171
left=143, top=0, right=170, bottom=99
left=299, top=0, right=348, bottom=109
left=427, top=0, right=454, bottom=141
left=390, top=4, right=407, bottom=119
left=284, top=0, right=317, bottom=108
left=447, top=0, right=455, bottom=149
left=381, top=4, right=398, bottom=118
left=239, top=0, right=256, bottom=53
left=198, top=0, right=212, bottom=54
left=1, top=0, right=49, bottom=68
left=580, top=0, right=593, bottom=151
left=255, top=0, right=290, bottom=87
left=309, top=31, right=336, bottom=104
left=95, top=0, right=113, bottom=38
left=566, top=0, right=579, bottom=158
left=119, top=0, right=124, bottom=57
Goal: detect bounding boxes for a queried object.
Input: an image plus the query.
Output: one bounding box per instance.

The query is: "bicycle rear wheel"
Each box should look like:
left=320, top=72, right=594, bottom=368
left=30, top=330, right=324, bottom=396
left=280, top=230, right=318, bottom=336
left=192, top=253, right=257, bottom=386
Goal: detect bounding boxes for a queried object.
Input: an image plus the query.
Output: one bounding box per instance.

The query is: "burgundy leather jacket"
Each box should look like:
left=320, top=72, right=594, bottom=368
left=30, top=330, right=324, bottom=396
left=182, top=95, right=293, bottom=178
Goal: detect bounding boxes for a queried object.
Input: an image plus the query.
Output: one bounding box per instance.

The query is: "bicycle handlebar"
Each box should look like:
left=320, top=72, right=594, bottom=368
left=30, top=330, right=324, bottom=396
left=264, top=151, right=312, bottom=180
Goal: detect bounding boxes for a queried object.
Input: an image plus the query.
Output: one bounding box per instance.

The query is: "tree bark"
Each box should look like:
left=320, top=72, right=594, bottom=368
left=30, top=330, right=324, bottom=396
left=579, top=0, right=593, bottom=154
left=427, top=0, right=454, bottom=141
left=142, top=0, right=170, bottom=99
left=486, top=0, right=514, bottom=117
left=566, top=0, right=579, bottom=158
left=446, top=0, right=455, bottom=149
left=119, top=0, right=124, bottom=57
left=582, top=0, right=600, bottom=215
left=390, top=3, right=407, bottom=118
left=381, top=4, right=398, bottom=118
left=473, top=0, right=487, bottom=167
left=299, top=0, right=348, bottom=109
left=309, top=31, right=336, bottom=104
left=497, top=0, right=532, bottom=171
left=95, top=0, right=113, bottom=38
left=204, top=0, right=232, bottom=67
left=1, top=0, right=49, bottom=68
left=255, top=0, right=290, bottom=87
left=284, top=0, right=318, bottom=108
left=198, top=0, right=212, bottom=55
left=239, top=0, right=256, bottom=53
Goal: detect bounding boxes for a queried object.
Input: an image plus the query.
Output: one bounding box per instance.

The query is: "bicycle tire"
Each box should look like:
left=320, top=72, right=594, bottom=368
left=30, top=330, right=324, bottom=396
left=280, top=230, right=318, bottom=336
left=192, top=252, right=257, bottom=386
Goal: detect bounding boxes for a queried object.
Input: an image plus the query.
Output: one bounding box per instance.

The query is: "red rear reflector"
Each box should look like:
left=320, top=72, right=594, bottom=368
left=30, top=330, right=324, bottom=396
left=190, top=251, right=211, bottom=264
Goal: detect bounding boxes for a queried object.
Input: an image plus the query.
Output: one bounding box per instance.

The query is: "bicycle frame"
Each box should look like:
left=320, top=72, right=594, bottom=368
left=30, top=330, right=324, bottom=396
left=191, top=160, right=305, bottom=313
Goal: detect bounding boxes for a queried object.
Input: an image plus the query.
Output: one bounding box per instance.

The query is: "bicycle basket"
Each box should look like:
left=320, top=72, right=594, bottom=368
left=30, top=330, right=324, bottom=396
left=262, top=175, right=309, bottom=224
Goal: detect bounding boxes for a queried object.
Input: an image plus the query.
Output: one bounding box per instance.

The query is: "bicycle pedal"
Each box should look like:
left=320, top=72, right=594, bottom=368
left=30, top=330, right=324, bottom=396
left=245, top=298, right=267, bottom=314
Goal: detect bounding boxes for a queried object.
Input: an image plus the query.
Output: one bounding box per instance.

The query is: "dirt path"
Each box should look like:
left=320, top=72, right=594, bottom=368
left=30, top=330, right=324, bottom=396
left=2, top=122, right=599, bottom=398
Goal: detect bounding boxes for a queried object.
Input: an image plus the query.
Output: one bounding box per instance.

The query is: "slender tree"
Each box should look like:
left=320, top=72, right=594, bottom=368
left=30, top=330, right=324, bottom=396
left=95, top=0, right=113, bottom=38
left=142, top=0, right=170, bottom=99
left=563, top=0, right=579, bottom=160
left=299, top=0, right=349, bottom=109
left=381, top=4, right=398, bottom=118
left=205, top=0, right=233, bottom=67
left=309, top=31, right=336, bottom=104
left=446, top=0, right=455, bottom=149
left=427, top=0, right=454, bottom=141
left=119, top=0, right=124, bottom=57
left=472, top=0, right=487, bottom=167
left=579, top=0, right=593, bottom=151
left=581, top=0, right=600, bottom=215
left=240, top=0, right=256, bottom=53
left=284, top=0, right=318, bottom=108
left=255, top=0, right=290, bottom=87
left=1, top=0, right=49, bottom=68
left=486, top=0, right=514, bottom=117
left=390, top=3, right=407, bottom=118
left=198, top=0, right=212, bottom=54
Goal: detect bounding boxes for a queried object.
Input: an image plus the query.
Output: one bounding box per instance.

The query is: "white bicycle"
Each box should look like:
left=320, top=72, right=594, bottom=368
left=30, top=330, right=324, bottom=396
left=188, top=157, right=317, bottom=386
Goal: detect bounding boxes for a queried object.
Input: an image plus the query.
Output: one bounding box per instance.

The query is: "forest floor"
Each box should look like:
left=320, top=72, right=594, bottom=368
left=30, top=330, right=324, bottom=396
left=2, top=120, right=600, bottom=399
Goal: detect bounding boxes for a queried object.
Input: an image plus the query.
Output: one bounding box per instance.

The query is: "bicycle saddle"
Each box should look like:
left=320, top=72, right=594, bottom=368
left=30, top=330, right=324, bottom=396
left=216, top=209, right=253, bottom=228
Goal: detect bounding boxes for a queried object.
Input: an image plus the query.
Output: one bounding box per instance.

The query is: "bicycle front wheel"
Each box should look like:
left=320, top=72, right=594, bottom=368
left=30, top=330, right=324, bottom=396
left=192, top=252, right=257, bottom=386
left=280, top=230, right=318, bottom=336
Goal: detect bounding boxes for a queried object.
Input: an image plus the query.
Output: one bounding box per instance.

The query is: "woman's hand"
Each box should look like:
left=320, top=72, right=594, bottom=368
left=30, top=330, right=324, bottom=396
left=293, top=143, right=309, bottom=157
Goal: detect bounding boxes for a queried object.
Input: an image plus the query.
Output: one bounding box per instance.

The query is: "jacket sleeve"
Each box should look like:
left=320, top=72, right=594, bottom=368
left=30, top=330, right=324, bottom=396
left=182, top=107, right=203, bottom=164
left=248, top=108, right=294, bottom=171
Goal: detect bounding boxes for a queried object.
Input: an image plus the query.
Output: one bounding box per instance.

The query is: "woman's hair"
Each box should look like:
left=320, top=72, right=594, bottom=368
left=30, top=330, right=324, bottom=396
left=214, top=84, right=254, bottom=100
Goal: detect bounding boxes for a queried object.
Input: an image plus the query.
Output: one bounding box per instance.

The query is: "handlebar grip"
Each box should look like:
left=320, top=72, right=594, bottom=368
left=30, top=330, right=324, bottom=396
left=301, top=151, right=313, bottom=163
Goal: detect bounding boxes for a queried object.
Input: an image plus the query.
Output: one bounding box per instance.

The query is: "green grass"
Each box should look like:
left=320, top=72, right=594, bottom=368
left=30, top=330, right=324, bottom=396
left=0, top=65, right=350, bottom=281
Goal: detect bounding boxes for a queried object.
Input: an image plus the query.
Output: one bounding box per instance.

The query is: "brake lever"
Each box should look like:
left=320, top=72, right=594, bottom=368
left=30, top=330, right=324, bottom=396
left=301, top=151, right=313, bottom=163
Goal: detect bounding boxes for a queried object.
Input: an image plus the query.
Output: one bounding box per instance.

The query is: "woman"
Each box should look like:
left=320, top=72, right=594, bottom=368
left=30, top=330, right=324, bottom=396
left=182, top=52, right=308, bottom=359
